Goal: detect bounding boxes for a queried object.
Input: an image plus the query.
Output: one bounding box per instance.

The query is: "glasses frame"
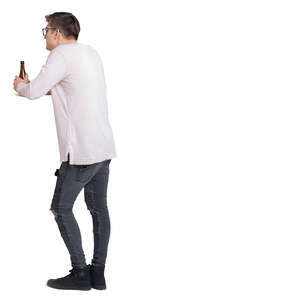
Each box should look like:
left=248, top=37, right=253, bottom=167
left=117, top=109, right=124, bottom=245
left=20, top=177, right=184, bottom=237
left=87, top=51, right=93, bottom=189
left=42, top=27, right=57, bottom=37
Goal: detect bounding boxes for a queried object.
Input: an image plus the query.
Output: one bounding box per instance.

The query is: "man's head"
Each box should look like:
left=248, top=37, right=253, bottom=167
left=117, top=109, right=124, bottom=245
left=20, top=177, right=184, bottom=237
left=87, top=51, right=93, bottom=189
left=43, top=12, right=80, bottom=51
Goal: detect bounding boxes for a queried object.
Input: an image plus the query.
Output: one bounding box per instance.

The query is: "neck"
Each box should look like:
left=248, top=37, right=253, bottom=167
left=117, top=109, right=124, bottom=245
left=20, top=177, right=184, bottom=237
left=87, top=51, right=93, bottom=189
left=59, top=40, right=77, bottom=45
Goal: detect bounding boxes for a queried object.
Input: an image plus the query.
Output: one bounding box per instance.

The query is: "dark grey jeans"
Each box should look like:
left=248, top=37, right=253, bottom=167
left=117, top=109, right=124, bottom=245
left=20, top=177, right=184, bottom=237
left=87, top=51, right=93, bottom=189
left=49, top=154, right=111, bottom=269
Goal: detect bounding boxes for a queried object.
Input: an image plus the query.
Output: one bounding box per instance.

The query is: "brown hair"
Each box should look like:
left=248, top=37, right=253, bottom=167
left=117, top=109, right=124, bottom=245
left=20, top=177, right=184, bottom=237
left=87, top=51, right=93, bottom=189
left=45, top=12, right=80, bottom=40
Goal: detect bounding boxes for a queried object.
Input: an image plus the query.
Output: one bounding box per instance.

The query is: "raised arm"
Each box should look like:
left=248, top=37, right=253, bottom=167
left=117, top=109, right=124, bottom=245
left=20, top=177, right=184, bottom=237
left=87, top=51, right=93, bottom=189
left=16, top=50, right=66, bottom=100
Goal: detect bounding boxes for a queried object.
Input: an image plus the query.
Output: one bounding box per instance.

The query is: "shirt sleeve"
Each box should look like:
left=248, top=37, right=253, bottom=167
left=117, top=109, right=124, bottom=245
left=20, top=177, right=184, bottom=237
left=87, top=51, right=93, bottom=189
left=16, top=50, right=67, bottom=100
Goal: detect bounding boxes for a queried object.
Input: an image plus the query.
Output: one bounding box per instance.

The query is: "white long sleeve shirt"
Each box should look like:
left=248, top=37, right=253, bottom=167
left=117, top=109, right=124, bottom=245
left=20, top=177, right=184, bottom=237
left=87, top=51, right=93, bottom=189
left=16, top=42, right=117, bottom=165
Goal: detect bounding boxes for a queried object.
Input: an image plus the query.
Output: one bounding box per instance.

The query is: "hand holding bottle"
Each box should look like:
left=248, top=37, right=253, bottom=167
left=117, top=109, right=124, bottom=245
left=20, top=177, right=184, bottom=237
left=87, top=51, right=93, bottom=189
left=13, top=73, right=30, bottom=92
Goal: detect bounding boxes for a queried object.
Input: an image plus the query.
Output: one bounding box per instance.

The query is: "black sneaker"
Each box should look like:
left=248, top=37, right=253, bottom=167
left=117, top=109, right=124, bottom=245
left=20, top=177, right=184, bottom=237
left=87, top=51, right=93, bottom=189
left=46, top=265, right=92, bottom=290
left=88, top=264, right=107, bottom=290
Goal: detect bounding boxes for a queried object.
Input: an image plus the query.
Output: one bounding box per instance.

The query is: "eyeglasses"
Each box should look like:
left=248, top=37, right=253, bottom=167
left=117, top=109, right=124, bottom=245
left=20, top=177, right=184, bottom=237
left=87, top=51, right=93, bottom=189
left=42, top=27, right=57, bottom=37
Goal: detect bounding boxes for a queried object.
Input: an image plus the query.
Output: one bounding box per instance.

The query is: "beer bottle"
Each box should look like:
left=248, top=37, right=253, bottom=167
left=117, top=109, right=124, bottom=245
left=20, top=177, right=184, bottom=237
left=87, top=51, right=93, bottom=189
left=19, top=61, right=26, bottom=79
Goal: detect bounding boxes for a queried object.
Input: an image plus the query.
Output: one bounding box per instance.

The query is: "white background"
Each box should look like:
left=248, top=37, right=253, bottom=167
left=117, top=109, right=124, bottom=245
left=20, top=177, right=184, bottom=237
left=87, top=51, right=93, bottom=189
left=0, top=0, right=299, bottom=299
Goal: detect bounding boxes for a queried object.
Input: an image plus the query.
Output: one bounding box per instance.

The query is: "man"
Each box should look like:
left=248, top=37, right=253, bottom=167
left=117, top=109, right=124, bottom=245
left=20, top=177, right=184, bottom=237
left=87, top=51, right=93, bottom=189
left=13, top=12, right=117, bottom=291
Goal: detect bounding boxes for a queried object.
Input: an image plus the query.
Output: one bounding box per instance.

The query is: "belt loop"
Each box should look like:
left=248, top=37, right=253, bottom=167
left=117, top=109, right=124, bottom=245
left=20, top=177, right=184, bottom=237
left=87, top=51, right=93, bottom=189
left=67, top=153, right=70, bottom=162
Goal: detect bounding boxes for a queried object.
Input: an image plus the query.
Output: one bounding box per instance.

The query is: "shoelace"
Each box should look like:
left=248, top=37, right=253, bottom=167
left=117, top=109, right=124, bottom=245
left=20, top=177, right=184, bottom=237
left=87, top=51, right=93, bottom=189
left=68, top=267, right=88, bottom=276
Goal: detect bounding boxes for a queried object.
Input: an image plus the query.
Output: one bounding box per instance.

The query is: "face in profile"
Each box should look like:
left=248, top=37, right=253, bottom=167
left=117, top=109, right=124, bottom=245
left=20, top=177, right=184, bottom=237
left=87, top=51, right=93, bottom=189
left=44, top=23, right=59, bottom=51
